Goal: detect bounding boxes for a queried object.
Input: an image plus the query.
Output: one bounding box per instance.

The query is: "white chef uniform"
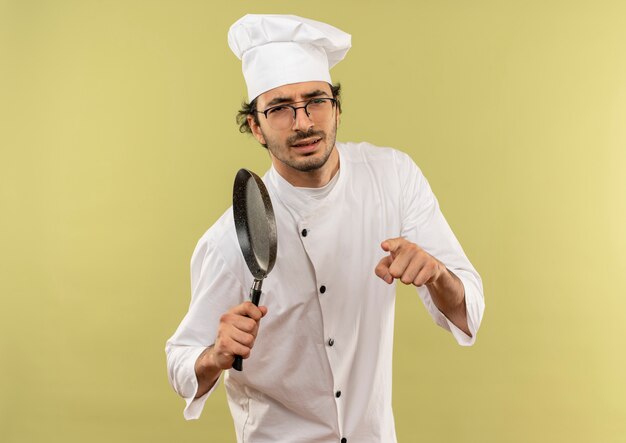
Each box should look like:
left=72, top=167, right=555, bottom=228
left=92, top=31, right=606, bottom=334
left=165, top=141, right=485, bottom=443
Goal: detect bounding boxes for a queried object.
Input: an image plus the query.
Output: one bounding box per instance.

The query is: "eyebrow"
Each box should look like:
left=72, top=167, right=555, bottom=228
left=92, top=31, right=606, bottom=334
left=264, top=89, right=330, bottom=108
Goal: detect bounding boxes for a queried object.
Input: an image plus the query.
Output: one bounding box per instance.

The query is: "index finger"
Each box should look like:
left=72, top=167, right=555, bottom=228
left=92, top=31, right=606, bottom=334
left=381, top=237, right=405, bottom=253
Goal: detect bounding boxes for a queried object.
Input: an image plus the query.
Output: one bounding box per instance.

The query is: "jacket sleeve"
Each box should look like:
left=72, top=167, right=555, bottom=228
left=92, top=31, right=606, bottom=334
left=165, top=234, right=246, bottom=419
left=395, top=150, right=485, bottom=346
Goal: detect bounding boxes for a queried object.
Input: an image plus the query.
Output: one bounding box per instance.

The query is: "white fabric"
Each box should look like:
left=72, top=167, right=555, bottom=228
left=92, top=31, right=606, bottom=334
left=165, top=142, right=485, bottom=443
left=296, top=169, right=340, bottom=200
left=228, top=14, right=352, bottom=100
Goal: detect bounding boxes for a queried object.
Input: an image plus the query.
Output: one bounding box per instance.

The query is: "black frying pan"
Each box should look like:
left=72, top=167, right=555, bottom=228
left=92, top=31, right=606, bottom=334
left=231, top=168, right=278, bottom=371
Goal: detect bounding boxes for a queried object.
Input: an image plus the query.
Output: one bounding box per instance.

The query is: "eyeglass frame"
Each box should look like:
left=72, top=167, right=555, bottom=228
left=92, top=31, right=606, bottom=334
left=255, top=97, right=338, bottom=127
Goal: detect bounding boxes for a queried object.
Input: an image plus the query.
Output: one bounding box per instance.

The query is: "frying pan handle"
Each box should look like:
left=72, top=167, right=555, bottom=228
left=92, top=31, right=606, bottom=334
left=232, top=280, right=263, bottom=372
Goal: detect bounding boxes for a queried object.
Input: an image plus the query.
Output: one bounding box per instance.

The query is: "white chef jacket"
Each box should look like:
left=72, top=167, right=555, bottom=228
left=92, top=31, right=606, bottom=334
left=165, top=141, right=485, bottom=443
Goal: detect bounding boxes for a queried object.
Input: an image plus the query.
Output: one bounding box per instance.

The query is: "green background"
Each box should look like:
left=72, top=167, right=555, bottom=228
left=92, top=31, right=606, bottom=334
left=1, top=1, right=625, bottom=442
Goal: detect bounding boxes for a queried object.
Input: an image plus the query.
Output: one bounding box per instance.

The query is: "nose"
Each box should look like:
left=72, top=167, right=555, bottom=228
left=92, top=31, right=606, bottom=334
left=292, top=106, right=314, bottom=131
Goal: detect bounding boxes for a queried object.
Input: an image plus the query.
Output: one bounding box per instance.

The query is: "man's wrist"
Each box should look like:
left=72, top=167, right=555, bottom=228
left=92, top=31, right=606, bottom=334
left=194, top=346, right=222, bottom=398
left=427, top=266, right=465, bottom=309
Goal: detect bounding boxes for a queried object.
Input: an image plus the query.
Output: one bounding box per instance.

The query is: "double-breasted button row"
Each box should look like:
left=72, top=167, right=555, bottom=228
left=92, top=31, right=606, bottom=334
left=301, top=230, right=329, bottom=297
left=299, top=226, right=345, bottom=443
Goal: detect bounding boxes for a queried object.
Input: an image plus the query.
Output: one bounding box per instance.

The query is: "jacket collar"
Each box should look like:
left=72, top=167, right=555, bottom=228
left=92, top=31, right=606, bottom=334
left=265, top=143, right=347, bottom=219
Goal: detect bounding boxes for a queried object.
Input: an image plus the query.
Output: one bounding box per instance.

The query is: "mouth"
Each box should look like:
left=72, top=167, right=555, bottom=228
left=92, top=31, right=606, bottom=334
left=291, top=137, right=322, bottom=153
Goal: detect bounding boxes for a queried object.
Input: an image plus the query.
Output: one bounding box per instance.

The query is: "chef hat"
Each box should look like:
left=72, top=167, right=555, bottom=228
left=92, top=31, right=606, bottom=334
left=228, top=14, right=352, bottom=101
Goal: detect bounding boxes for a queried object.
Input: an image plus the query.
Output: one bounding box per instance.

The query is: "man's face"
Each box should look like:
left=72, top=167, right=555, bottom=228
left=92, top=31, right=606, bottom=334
left=248, top=81, right=340, bottom=176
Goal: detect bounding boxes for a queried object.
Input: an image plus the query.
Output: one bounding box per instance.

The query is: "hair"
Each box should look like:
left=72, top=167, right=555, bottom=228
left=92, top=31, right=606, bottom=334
left=236, top=83, right=342, bottom=136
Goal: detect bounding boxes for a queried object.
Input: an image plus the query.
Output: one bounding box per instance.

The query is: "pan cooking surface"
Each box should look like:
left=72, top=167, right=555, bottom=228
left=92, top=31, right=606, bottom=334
left=245, top=178, right=272, bottom=272
left=233, top=169, right=277, bottom=279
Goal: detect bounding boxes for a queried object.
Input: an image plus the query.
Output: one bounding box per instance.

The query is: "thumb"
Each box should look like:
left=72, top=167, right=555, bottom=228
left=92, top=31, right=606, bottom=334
left=259, top=306, right=268, bottom=317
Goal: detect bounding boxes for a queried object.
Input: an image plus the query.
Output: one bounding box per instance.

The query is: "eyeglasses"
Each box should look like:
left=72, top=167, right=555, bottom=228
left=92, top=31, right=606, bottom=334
left=256, top=97, right=337, bottom=130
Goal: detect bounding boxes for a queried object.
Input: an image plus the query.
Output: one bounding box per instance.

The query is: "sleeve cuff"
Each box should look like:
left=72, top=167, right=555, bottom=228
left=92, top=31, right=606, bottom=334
left=417, top=272, right=485, bottom=346
left=183, top=369, right=222, bottom=420
left=167, top=344, right=222, bottom=420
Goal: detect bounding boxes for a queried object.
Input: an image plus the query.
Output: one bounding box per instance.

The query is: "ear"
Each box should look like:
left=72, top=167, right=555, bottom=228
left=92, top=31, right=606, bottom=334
left=247, top=115, right=266, bottom=145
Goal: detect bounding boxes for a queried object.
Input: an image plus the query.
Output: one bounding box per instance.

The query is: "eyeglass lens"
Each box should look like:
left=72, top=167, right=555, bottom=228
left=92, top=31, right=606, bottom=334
left=265, top=99, right=334, bottom=130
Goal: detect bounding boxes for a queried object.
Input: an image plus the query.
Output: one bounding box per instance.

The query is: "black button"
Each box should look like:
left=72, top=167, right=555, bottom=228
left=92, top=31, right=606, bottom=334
left=335, top=390, right=341, bottom=398
left=301, top=229, right=308, bottom=237
left=341, top=438, right=347, bottom=443
left=320, top=285, right=326, bottom=294
left=328, top=338, right=334, bottom=346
